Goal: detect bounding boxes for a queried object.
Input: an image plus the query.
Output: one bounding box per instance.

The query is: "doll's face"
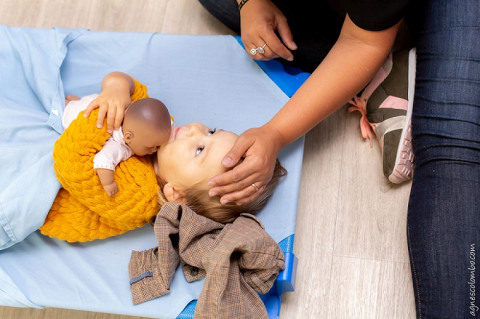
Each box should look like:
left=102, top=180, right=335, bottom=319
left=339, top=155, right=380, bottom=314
left=124, top=123, right=171, bottom=156
left=123, top=97, right=172, bottom=156
left=156, top=122, right=238, bottom=191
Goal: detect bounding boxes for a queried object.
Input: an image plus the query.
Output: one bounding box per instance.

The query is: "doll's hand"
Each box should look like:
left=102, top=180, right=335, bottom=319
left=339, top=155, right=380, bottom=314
left=103, top=182, right=119, bottom=197
left=240, top=0, right=297, bottom=62
left=96, top=168, right=119, bottom=196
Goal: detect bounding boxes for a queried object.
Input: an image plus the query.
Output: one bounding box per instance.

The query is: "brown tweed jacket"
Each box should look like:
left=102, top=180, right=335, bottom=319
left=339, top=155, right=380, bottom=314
left=128, top=202, right=285, bottom=318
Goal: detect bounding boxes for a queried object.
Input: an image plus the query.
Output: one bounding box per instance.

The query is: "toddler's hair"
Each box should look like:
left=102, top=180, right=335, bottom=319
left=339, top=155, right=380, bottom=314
left=156, top=159, right=287, bottom=223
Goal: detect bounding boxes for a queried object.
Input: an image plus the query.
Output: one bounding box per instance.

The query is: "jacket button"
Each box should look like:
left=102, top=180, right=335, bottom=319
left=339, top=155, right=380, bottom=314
left=190, top=267, right=199, bottom=276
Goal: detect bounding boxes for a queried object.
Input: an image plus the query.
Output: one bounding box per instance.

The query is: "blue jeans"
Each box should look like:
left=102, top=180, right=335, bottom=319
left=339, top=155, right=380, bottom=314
left=408, top=0, right=480, bottom=317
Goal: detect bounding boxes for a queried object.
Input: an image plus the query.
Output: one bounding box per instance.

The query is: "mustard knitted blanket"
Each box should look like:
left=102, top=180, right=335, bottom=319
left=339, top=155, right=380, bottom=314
left=40, top=108, right=160, bottom=242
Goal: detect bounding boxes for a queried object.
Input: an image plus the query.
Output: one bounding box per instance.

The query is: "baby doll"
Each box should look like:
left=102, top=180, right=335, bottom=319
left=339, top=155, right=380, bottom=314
left=63, top=94, right=172, bottom=196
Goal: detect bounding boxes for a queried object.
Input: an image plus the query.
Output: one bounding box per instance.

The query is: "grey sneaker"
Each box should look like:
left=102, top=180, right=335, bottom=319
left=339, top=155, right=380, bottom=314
left=349, top=48, right=416, bottom=183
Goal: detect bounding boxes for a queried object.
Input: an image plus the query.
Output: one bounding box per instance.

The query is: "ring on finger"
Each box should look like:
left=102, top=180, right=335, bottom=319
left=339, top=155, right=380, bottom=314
left=251, top=183, right=260, bottom=191
left=249, top=43, right=267, bottom=56
left=256, top=43, right=267, bottom=54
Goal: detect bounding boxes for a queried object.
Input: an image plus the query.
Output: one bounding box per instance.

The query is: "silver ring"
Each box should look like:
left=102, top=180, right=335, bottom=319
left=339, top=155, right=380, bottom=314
left=249, top=44, right=267, bottom=56
left=256, top=44, right=267, bottom=54
left=251, top=183, right=259, bottom=191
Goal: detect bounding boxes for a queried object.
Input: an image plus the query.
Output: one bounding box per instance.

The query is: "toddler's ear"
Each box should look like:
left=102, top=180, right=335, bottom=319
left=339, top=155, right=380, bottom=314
left=163, top=183, right=187, bottom=204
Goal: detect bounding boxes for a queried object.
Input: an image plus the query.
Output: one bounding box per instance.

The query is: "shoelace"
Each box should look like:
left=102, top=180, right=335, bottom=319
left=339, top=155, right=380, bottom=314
left=348, top=96, right=374, bottom=147
left=347, top=53, right=393, bottom=148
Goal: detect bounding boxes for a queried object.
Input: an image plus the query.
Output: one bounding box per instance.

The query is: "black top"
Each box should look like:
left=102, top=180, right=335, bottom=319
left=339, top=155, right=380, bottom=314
left=340, top=0, right=413, bottom=31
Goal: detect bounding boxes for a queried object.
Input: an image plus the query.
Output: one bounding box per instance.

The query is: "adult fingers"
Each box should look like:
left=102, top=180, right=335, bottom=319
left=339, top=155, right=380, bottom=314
left=209, top=150, right=275, bottom=203
left=247, top=39, right=279, bottom=61
left=276, top=15, right=297, bottom=52
left=220, top=132, right=255, bottom=168
left=246, top=30, right=293, bottom=62
left=246, top=12, right=295, bottom=61
left=225, top=184, right=267, bottom=206
left=209, top=165, right=264, bottom=198
left=262, top=25, right=293, bottom=61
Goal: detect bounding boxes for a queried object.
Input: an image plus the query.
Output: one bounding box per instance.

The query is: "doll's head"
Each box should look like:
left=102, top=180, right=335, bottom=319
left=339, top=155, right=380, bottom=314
left=154, top=122, right=287, bottom=223
left=122, top=98, right=172, bottom=156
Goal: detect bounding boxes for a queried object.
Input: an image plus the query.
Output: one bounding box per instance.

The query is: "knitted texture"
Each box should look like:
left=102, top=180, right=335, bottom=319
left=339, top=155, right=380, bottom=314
left=40, top=108, right=160, bottom=242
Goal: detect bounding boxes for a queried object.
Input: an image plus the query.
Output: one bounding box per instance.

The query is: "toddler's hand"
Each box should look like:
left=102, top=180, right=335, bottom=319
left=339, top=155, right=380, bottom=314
left=83, top=72, right=134, bottom=133
left=103, top=182, right=119, bottom=197
left=84, top=87, right=131, bottom=133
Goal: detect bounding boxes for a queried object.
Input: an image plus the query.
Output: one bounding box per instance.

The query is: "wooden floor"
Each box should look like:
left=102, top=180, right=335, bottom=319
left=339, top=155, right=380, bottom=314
left=0, top=0, right=416, bottom=318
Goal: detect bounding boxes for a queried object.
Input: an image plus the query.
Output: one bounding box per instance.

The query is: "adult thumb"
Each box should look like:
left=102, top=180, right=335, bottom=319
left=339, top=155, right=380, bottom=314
left=222, top=133, right=254, bottom=168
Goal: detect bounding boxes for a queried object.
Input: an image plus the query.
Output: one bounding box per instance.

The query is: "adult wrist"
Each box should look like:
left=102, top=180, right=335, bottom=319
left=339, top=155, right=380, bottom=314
left=263, top=122, right=287, bottom=153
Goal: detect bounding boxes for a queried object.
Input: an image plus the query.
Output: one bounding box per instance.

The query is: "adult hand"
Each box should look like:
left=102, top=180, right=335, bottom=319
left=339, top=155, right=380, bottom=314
left=208, top=124, right=284, bottom=205
left=240, top=0, right=297, bottom=62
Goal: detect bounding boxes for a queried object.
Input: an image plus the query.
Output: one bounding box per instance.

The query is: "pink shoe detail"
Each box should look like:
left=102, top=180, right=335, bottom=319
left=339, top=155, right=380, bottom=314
left=361, top=54, right=392, bottom=100
left=348, top=96, right=374, bottom=147
left=348, top=53, right=393, bottom=147
left=379, top=96, right=408, bottom=111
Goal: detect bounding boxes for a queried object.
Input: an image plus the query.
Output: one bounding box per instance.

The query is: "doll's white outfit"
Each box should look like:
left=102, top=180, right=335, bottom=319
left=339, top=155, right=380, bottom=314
left=62, top=94, right=133, bottom=171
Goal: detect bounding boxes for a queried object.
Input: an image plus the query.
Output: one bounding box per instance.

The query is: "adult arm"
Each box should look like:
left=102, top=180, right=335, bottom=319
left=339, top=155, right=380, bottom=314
left=209, top=15, right=401, bottom=204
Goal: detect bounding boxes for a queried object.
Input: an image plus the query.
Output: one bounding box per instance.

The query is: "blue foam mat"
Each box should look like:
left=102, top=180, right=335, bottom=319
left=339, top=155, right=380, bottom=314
left=0, top=26, right=309, bottom=319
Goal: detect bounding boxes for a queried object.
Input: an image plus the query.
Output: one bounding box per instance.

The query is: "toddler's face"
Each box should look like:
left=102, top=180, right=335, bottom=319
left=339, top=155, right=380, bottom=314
left=156, top=122, right=238, bottom=191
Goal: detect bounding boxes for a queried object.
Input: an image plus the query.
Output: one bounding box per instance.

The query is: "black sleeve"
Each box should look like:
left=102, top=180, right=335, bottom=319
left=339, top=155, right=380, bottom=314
left=342, top=0, right=413, bottom=31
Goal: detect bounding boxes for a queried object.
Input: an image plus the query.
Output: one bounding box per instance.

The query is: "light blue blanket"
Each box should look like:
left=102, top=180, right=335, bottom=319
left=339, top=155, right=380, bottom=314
left=0, top=27, right=85, bottom=249
left=0, top=26, right=303, bottom=318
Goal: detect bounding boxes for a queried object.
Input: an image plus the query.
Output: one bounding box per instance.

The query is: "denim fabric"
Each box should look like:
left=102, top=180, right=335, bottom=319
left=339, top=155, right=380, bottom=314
left=408, top=0, right=480, bottom=318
